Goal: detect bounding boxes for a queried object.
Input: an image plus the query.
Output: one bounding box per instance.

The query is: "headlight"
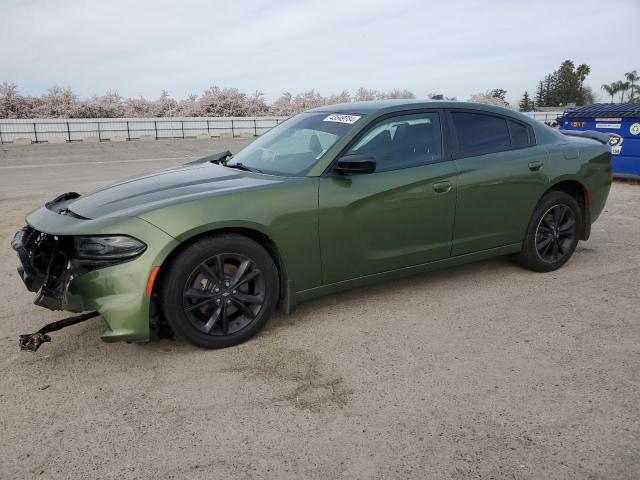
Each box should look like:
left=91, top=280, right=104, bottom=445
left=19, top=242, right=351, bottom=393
left=74, top=235, right=147, bottom=262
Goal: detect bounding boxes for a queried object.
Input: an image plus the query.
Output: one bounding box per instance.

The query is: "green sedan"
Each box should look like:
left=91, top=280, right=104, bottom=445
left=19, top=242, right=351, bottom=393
left=12, top=100, right=612, bottom=349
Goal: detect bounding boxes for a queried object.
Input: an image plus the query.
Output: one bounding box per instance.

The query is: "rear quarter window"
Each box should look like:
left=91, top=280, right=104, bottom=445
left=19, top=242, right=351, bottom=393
left=508, top=120, right=533, bottom=148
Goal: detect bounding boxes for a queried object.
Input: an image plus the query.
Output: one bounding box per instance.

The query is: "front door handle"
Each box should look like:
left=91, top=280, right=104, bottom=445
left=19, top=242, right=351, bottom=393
left=432, top=181, right=452, bottom=193
left=528, top=161, right=543, bottom=171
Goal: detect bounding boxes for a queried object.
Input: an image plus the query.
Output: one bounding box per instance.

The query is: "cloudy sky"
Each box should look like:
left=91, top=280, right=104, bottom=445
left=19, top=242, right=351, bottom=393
left=1, top=0, right=639, bottom=105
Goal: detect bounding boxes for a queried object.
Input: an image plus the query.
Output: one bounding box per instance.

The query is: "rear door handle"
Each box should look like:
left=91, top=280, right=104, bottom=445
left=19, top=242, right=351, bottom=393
left=432, top=181, right=452, bottom=193
left=528, top=161, right=543, bottom=171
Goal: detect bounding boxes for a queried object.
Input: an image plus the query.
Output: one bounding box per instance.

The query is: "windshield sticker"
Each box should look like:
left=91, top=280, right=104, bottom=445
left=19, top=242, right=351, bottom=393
left=323, top=114, right=361, bottom=124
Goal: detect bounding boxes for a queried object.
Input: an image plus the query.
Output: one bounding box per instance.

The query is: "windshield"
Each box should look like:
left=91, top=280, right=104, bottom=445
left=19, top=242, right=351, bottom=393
left=227, top=112, right=363, bottom=175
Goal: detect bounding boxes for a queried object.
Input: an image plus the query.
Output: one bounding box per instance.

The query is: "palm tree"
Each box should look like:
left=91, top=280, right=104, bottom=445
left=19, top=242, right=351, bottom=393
left=576, top=64, right=591, bottom=90
left=626, top=70, right=639, bottom=101
left=614, top=81, right=631, bottom=103
left=601, top=83, right=617, bottom=103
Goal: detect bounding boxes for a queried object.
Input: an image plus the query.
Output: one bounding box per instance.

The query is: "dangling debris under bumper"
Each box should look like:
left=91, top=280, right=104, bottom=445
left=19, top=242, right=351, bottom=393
left=18, top=311, right=99, bottom=352
left=11, top=225, right=99, bottom=351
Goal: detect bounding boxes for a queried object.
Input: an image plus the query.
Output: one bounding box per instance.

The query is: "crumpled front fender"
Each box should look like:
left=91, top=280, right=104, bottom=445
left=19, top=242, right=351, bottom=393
left=22, top=206, right=179, bottom=342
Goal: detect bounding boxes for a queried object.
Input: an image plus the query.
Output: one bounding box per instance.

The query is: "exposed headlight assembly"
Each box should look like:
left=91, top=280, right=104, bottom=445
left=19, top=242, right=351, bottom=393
left=74, top=235, right=147, bottom=264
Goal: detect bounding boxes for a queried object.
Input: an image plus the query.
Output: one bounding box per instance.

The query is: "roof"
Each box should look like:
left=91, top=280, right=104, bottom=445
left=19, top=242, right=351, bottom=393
left=306, top=99, right=538, bottom=125
left=307, top=99, right=441, bottom=114
left=562, top=103, right=640, bottom=118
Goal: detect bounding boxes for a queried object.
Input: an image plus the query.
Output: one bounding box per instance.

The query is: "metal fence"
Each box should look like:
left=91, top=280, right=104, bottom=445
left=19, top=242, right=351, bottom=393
left=0, top=117, right=287, bottom=144
left=522, top=111, right=564, bottom=123
left=0, top=112, right=565, bottom=144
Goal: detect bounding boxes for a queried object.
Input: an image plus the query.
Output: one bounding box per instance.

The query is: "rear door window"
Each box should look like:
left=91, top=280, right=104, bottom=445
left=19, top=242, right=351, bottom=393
left=451, top=112, right=510, bottom=157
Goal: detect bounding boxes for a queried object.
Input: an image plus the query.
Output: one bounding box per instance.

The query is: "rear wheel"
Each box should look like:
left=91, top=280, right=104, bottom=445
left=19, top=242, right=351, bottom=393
left=160, top=234, right=279, bottom=348
left=516, top=191, right=583, bottom=272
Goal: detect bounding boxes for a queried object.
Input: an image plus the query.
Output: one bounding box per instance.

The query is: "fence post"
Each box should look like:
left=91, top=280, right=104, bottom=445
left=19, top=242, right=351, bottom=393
left=207, top=120, right=210, bottom=135
left=154, top=120, right=158, bottom=140
left=33, top=122, right=38, bottom=143
left=253, top=119, right=257, bottom=136
left=97, top=121, right=102, bottom=142
left=66, top=122, right=71, bottom=142
left=126, top=121, right=130, bottom=140
left=231, top=119, right=235, bottom=137
left=181, top=120, right=185, bottom=139
left=0, top=122, right=3, bottom=144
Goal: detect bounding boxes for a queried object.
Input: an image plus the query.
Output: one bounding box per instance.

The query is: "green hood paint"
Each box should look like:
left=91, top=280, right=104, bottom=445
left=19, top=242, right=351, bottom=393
left=68, top=163, right=288, bottom=219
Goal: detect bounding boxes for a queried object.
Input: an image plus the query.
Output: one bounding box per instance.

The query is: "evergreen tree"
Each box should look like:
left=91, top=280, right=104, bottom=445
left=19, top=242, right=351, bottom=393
left=535, top=81, right=545, bottom=107
left=533, top=60, right=591, bottom=106
left=556, top=60, right=581, bottom=105
left=519, top=91, right=533, bottom=111
left=543, top=74, right=554, bottom=105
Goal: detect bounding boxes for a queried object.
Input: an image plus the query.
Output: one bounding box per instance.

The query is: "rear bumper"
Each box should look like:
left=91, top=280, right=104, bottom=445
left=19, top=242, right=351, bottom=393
left=579, top=147, right=612, bottom=228
left=12, top=206, right=179, bottom=343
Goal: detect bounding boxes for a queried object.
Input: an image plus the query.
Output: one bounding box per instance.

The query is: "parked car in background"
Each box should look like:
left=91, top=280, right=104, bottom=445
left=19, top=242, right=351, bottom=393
left=12, top=100, right=612, bottom=349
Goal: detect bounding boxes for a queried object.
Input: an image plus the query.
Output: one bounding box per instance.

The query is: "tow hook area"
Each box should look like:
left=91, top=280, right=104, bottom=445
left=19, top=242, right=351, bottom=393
left=19, top=311, right=99, bottom=352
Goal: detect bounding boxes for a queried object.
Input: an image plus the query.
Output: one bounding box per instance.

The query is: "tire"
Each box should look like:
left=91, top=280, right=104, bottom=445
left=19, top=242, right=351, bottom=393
left=516, top=191, right=583, bottom=272
left=159, top=234, right=279, bottom=348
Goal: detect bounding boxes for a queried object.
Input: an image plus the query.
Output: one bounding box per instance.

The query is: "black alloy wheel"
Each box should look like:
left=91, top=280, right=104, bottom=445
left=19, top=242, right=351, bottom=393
left=516, top=190, right=583, bottom=272
left=183, top=253, right=265, bottom=336
left=160, top=234, right=279, bottom=348
left=534, top=204, right=577, bottom=263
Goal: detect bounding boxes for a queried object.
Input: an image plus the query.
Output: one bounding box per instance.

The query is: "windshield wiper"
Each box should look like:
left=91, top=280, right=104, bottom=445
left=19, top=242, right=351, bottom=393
left=225, top=162, right=263, bottom=174
left=185, top=150, right=233, bottom=165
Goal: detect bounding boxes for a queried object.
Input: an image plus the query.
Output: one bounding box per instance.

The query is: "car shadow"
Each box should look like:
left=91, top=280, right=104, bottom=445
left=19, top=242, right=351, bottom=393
left=7, top=254, right=552, bottom=360
left=264, top=255, right=522, bottom=332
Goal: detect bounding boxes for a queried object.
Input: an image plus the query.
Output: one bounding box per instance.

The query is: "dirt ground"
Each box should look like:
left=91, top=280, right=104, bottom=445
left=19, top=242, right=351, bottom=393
left=0, top=139, right=638, bottom=479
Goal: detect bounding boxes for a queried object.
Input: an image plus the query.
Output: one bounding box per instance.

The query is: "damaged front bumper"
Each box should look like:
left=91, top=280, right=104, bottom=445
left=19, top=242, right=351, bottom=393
left=11, top=199, right=179, bottom=344
left=12, top=226, right=78, bottom=311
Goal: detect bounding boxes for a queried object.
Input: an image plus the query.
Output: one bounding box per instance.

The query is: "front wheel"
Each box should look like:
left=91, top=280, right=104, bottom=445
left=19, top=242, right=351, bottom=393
left=516, top=191, right=583, bottom=272
left=159, top=234, right=279, bottom=348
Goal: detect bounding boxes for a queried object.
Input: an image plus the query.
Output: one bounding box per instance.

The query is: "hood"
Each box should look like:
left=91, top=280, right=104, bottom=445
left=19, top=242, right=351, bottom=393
left=67, top=163, right=286, bottom=219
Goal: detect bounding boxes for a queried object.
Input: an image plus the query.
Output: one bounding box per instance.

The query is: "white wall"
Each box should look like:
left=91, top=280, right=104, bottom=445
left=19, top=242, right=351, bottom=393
left=0, top=117, right=287, bottom=143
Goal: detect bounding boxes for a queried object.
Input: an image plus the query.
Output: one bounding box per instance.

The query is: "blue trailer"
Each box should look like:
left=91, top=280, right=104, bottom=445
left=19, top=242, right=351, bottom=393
left=560, top=103, right=640, bottom=178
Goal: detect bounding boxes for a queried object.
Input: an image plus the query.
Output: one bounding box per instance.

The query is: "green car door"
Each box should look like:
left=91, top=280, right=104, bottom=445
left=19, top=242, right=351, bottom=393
left=447, top=110, right=550, bottom=256
left=318, top=111, right=457, bottom=284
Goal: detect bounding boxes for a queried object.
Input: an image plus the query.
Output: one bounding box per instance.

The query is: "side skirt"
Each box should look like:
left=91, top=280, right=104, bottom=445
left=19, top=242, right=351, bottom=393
left=295, top=243, right=522, bottom=303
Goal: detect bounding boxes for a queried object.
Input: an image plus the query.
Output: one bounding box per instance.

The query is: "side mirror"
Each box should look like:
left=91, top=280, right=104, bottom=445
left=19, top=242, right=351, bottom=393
left=333, top=154, right=376, bottom=175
